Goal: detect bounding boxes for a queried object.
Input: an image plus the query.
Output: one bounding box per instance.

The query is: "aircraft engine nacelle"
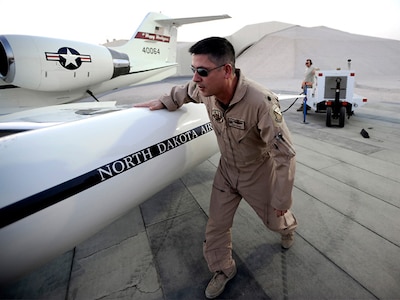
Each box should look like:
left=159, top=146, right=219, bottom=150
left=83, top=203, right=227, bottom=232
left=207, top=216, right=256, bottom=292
left=0, top=35, right=130, bottom=92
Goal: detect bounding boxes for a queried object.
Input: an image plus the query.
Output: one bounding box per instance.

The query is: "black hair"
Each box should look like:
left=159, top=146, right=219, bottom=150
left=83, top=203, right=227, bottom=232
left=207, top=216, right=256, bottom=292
left=307, top=59, right=313, bottom=65
left=189, top=37, right=236, bottom=67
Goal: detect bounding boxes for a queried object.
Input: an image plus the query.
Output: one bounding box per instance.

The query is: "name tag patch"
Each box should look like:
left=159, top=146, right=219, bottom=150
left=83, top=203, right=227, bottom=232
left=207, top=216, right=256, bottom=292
left=228, top=118, right=245, bottom=130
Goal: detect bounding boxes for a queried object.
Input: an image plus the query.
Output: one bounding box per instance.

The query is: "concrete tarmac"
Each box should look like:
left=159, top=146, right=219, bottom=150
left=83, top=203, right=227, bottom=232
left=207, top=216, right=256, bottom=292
left=1, top=77, right=399, bottom=299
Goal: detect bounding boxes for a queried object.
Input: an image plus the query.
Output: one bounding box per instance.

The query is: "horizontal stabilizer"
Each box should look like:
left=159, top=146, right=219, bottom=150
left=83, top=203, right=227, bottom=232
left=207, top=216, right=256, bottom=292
left=156, top=14, right=231, bottom=27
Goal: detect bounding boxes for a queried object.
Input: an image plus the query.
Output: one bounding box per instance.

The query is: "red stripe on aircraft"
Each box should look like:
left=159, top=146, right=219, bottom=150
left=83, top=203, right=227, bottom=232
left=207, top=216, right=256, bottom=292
left=79, top=55, right=91, bottom=62
left=46, top=54, right=60, bottom=61
left=135, top=32, right=170, bottom=43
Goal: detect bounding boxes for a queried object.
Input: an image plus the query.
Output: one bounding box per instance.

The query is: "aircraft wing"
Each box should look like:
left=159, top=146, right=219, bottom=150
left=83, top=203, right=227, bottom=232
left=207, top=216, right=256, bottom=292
left=0, top=102, right=122, bottom=133
left=0, top=101, right=218, bottom=284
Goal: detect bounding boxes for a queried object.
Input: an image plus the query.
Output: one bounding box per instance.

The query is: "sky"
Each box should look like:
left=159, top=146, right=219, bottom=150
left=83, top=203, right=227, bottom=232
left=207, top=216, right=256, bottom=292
left=1, top=0, right=399, bottom=44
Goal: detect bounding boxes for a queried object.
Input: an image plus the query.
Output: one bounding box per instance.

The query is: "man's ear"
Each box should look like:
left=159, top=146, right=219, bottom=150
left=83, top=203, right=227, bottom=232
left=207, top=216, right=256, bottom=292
left=224, top=64, right=233, bottom=78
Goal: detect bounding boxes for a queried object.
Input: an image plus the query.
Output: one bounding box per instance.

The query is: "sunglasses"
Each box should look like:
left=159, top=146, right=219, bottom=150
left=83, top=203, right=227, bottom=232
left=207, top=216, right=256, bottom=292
left=190, top=64, right=225, bottom=77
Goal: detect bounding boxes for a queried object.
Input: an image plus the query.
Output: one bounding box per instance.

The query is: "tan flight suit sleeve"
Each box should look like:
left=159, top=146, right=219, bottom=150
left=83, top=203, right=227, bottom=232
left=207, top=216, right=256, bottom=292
left=260, top=99, right=296, bottom=211
left=158, top=81, right=201, bottom=111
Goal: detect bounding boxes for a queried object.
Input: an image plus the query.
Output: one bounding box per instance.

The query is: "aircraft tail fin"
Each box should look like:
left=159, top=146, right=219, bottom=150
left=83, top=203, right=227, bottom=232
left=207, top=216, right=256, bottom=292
left=109, top=12, right=231, bottom=71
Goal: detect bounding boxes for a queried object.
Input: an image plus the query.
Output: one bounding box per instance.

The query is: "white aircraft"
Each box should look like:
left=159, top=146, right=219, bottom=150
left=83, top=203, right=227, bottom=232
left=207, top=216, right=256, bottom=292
left=0, top=12, right=230, bottom=114
left=0, top=12, right=227, bottom=285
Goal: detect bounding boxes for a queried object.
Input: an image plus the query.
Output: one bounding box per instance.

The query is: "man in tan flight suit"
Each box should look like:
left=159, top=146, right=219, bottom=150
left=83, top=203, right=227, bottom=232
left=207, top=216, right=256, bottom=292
left=135, top=37, right=297, bottom=299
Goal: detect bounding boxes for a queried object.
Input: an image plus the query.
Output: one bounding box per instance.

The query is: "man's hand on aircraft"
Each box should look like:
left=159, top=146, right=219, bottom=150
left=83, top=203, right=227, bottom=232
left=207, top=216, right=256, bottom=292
left=134, top=99, right=165, bottom=110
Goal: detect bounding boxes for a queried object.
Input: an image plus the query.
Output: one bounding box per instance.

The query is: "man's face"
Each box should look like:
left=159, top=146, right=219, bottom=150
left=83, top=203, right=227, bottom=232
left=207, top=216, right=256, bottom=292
left=191, top=54, right=226, bottom=97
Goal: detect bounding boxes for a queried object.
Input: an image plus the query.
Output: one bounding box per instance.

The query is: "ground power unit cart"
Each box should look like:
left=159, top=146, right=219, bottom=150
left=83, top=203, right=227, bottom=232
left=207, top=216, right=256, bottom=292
left=303, top=69, right=367, bottom=127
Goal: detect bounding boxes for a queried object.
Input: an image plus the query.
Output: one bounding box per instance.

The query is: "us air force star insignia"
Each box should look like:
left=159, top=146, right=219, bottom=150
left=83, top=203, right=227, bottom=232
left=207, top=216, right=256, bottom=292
left=273, top=104, right=283, bottom=123
left=45, top=47, right=92, bottom=70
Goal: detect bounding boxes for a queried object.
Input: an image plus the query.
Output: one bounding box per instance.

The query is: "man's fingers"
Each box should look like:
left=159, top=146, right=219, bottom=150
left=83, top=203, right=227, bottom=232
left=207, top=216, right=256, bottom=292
left=133, top=103, right=149, bottom=107
left=134, top=100, right=164, bottom=110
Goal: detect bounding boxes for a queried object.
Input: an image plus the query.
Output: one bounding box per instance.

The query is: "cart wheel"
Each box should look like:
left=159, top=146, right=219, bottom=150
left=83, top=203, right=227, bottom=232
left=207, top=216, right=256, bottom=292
left=339, top=106, right=346, bottom=128
left=326, top=107, right=332, bottom=127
